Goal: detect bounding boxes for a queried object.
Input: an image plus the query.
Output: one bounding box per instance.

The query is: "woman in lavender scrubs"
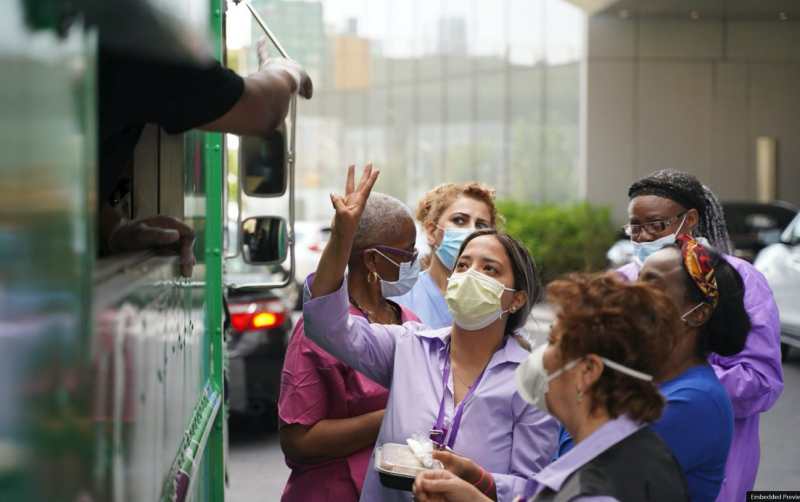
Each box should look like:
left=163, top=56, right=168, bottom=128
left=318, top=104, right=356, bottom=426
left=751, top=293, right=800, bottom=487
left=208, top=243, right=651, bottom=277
left=304, top=164, right=557, bottom=502
left=413, top=274, right=691, bottom=502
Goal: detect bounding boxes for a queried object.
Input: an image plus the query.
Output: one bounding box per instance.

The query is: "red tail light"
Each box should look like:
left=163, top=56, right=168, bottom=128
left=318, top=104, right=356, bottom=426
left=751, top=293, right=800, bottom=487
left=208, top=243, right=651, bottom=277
left=229, top=299, right=288, bottom=332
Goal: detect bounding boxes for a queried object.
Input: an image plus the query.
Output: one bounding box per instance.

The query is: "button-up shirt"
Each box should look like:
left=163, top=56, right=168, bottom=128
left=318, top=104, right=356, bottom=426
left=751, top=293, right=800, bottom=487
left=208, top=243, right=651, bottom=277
left=619, top=256, right=783, bottom=502
left=392, top=270, right=453, bottom=329
left=303, top=276, right=558, bottom=502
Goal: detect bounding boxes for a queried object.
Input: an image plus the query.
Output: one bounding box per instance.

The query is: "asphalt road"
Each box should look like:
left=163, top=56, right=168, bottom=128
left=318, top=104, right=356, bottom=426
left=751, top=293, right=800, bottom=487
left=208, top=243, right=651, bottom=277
left=226, top=321, right=800, bottom=501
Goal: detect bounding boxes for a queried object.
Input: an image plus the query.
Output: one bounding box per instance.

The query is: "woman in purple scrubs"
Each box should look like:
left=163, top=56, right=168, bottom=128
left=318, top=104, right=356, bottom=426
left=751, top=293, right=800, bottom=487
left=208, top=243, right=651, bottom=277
left=304, top=164, right=557, bottom=502
left=621, top=170, right=783, bottom=501
left=413, top=274, right=691, bottom=502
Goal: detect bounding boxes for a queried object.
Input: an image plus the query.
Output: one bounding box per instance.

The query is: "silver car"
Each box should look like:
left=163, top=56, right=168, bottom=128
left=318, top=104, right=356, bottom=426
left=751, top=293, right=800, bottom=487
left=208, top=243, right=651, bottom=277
left=754, top=212, right=800, bottom=361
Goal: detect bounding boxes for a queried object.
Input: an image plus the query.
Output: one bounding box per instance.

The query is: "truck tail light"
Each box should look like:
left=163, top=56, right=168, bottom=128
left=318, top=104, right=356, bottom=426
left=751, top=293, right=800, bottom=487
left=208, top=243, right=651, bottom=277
left=229, top=299, right=288, bottom=333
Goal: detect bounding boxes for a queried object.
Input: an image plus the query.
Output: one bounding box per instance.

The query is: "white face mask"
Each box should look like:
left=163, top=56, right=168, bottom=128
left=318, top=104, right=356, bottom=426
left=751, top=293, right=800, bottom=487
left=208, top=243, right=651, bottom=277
left=680, top=303, right=705, bottom=323
left=374, top=249, right=421, bottom=297
left=445, top=269, right=516, bottom=331
left=631, top=213, right=688, bottom=269
left=515, top=344, right=654, bottom=416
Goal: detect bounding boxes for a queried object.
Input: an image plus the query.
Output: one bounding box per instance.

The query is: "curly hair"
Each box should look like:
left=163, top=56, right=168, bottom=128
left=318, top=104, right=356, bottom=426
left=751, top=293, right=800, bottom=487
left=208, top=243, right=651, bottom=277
left=416, top=182, right=500, bottom=269
left=416, top=182, right=499, bottom=227
left=546, top=273, right=680, bottom=424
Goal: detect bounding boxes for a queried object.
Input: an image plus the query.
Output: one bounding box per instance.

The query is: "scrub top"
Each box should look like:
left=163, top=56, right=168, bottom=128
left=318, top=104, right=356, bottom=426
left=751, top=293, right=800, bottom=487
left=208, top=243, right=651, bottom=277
left=619, top=256, right=783, bottom=502
left=278, top=303, right=420, bottom=502
left=303, top=275, right=558, bottom=502
left=555, top=365, right=734, bottom=502
left=391, top=270, right=452, bottom=329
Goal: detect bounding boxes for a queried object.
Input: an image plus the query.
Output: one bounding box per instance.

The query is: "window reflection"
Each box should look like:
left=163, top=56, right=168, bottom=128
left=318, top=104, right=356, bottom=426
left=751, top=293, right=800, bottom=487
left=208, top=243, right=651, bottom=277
left=244, top=0, right=584, bottom=216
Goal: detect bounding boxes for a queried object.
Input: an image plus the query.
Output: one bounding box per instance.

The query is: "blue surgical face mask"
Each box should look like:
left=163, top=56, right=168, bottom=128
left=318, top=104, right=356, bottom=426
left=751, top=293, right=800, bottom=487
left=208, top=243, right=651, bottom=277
left=374, top=249, right=421, bottom=297
left=631, top=214, right=687, bottom=269
left=435, top=226, right=475, bottom=269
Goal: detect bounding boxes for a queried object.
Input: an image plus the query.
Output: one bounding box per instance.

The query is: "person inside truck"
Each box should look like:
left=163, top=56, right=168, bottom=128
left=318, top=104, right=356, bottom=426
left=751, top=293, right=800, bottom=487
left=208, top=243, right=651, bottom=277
left=97, top=33, right=312, bottom=277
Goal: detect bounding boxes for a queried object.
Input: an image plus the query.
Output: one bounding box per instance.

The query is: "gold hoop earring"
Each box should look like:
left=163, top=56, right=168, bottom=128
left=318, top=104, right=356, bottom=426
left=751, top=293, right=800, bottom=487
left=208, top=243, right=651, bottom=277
left=367, top=271, right=379, bottom=284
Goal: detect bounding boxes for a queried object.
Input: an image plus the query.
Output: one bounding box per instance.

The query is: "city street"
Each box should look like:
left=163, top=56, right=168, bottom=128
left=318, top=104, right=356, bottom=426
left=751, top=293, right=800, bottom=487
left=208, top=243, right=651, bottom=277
left=226, top=314, right=800, bottom=500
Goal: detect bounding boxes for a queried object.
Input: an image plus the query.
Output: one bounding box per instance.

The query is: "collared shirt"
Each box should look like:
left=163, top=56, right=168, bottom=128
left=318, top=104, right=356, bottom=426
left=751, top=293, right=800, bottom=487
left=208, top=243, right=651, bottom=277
left=525, top=415, right=645, bottom=502
left=278, top=303, right=420, bottom=502
left=391, top=270, right=453, bottom=329
left=620, top=255, right=783, bottom=502
left=303, top=276, right=558, bottom=502
left=555, top=365, right=734, bottom=502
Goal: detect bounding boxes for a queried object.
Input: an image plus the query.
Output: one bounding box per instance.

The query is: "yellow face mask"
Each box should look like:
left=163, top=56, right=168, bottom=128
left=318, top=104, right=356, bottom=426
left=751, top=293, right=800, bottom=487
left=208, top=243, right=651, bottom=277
left=445, top=269, right=516, bottom=331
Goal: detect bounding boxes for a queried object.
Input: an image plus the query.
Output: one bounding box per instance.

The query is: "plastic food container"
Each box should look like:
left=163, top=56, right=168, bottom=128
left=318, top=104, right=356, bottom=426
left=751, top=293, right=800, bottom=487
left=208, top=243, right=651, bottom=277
left=374, top=443, right=444, bottom=491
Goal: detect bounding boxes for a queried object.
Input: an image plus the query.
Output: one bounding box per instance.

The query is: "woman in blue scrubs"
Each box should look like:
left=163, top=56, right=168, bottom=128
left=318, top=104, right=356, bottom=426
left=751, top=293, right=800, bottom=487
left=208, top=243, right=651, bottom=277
left=555, top=235, right=751, bottom=502
left=392, top=182, right=499, bottom=329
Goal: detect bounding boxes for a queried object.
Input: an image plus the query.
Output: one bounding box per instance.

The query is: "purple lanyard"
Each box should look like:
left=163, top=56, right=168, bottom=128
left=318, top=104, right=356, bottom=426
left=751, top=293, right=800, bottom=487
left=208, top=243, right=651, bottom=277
left=429, top=347, right=487, bottom=450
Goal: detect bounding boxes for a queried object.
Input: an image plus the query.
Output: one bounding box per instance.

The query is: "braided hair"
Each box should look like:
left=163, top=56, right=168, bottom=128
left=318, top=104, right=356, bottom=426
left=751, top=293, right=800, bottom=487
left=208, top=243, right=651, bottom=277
left=628, top=170, right=732, bottom=255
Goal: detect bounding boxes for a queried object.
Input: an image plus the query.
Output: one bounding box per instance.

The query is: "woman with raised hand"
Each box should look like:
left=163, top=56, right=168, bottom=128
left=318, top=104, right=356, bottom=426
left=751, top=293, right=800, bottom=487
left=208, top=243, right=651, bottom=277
left=555, top=235, right=751, bottom=501
left=413, top=273, right=690, bottom=502
left=304, top=164, right=557, bottom=502
left=619, top=169, right=782, bottom=502
left=278, top=192, right=421, bottom=502
left=392, top=183, right=500, bottom=329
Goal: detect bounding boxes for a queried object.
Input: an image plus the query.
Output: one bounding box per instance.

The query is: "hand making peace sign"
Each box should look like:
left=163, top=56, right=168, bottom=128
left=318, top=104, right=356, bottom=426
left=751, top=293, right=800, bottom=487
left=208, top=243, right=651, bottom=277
left=329, top=163, right=380, bottom=241
left=309, top=163, right=380, bottom=300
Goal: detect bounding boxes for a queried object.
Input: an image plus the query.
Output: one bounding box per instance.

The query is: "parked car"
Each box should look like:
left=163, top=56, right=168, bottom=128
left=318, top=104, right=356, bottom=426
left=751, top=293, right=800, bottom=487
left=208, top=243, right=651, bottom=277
left=722, top=202, right=797, bottom=263
left=754, top=211, right=800, bottom=361
left=606, top=234, right=634, bottom=270
left=278, top=221, right=331, bottom=310
left=606, top=202, right=798, bottom=269
left=224, top=254, right=293, bottom=422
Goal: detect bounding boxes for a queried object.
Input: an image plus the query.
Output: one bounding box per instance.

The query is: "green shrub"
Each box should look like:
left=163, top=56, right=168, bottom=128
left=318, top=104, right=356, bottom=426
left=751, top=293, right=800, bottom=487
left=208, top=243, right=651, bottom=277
left=496, top=201, right=617, bottom=281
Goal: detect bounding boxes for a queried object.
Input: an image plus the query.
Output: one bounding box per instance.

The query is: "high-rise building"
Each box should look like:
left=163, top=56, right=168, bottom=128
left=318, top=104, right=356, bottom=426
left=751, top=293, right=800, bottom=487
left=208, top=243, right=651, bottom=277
left=437, top=17, right=467, bottom=56
left=250, top=0, right=325, bottom=83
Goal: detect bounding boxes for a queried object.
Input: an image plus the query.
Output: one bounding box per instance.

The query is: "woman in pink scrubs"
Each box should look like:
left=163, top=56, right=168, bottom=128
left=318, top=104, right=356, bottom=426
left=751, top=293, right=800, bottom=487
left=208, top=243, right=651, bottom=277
left=278, top=192, right=421, bottom=501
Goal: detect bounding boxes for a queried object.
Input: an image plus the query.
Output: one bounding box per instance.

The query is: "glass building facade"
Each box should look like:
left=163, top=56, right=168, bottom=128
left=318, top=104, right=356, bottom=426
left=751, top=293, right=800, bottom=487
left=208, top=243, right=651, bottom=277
left=246, top=0, right=585, bottom=220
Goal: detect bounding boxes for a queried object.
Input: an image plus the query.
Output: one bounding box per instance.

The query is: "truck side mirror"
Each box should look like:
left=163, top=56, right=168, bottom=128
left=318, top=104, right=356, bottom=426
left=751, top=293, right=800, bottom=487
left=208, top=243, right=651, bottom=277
left=241, top=216, right=288, bottom=265
left=240, top=125, right=288, bottom=198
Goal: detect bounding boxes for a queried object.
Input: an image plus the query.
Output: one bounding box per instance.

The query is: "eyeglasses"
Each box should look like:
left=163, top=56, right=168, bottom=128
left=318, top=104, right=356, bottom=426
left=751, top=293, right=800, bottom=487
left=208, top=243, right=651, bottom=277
left=358, top=245, right=419, bottom=264
left=622, top=211, right=687, bottom=237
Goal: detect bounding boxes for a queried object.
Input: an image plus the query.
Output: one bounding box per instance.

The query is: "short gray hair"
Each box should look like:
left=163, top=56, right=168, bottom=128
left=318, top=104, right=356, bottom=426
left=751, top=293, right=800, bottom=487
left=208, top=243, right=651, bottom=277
left=353, top=192, right=413, bottom=252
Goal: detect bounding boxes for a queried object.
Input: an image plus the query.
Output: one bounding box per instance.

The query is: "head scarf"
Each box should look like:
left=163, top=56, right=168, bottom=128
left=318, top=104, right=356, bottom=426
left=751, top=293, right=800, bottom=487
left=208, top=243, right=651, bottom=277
left=676, top=234, right=719, bottom=308
left=628, top=169, right=707, bottom=213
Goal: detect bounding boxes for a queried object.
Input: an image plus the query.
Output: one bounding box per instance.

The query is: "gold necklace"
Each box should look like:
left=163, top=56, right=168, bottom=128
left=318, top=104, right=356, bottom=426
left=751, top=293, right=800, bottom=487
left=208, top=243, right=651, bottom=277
left=452, top=364, right=472, bottom=389
left=349, top=296, right=398, bottom=325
